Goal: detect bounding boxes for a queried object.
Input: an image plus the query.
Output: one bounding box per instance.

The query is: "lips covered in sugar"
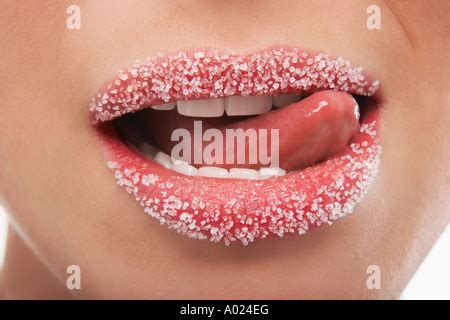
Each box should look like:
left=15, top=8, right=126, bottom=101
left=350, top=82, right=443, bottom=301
left=91, top=47, right=381, bottom=245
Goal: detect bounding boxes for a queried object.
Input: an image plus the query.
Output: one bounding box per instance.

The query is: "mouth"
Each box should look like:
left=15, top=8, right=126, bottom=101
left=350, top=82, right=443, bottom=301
left=90, top=46, right=381, bottom=245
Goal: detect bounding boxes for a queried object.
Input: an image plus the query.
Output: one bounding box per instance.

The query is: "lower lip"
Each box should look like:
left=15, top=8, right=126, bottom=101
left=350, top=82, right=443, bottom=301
left=96, top=106, right=381, bottom=245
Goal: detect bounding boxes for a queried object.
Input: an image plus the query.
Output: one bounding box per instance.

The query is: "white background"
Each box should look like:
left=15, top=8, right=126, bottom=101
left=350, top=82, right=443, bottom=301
left=0, top=205, right=448, bottom=299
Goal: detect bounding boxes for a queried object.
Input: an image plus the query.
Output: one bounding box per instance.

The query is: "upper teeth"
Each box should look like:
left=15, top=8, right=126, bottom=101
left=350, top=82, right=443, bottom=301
left=273, top=94, right=300, bottom=108
left=225, top=95, right=272, bottom=116
left=178, top=98, right=225, bottom=117
left=151, top=94, right=301, bottom=117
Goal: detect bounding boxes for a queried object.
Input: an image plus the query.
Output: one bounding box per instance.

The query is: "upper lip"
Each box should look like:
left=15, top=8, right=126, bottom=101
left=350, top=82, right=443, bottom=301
left=90, top=46, right=379, bottom=123
left=91, top=46, right=382, bottom=245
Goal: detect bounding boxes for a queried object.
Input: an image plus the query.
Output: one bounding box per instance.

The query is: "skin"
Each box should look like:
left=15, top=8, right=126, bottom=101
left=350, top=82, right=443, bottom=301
left=0, top=0, right=449, bottom=299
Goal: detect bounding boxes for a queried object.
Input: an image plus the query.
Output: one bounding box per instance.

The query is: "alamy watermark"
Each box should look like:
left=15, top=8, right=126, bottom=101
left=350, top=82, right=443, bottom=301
left=367, top=5, right=381, bottom=30
left=66, top=5, right=81, bottom=30
left=170, top=120, right=280, bottom=167
left=66, top=264, right=81, bottom=290
left=366, top=264, right=381, bottom=290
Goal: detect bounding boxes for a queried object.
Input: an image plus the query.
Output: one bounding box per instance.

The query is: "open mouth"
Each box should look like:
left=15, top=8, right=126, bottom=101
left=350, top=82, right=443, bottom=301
left=90, top=46, right=382, bottom=245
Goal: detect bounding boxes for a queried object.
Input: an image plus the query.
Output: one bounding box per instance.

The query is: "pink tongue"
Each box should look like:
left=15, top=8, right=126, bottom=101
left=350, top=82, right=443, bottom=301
left=142, top=90, right=360, bottom=171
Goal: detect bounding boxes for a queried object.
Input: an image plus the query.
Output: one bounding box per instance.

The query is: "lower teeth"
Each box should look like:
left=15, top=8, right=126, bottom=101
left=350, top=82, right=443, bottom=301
left=138, top=142, right=286, bottom=180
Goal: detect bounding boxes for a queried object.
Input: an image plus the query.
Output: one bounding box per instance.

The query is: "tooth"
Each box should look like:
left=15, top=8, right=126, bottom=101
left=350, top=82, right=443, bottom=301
left=273, top=94, right=300, bottom=108
left=198, top=166, right=229, bottom=178
left=177, top=98, right=225, bottom=117
left=172, top=162, right=199, bottom=176
left=259, top=167, right=286, bottom=179
left=154, top=152, right=173, bottom=169
left=151, top=102, right=176, bottom=110
left=139, top=143, right=158, bottom=158
left=229, top=168, right=260, bottom=180
left=171, top=157, right=188, bottom=166
left=225, top=95, right=272, bottom=116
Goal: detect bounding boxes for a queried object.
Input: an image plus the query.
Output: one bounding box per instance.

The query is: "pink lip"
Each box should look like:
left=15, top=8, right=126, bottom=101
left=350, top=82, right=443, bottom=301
left=91, top=46, right=381, bottom=245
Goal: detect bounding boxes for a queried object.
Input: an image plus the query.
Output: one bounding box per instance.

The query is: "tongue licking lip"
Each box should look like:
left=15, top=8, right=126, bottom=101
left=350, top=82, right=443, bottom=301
left=139, top=90, right=360, bottom=171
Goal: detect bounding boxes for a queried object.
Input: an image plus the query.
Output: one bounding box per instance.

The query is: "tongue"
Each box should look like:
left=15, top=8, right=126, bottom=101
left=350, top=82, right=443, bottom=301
left=140, top=90, right=360, bottom=171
